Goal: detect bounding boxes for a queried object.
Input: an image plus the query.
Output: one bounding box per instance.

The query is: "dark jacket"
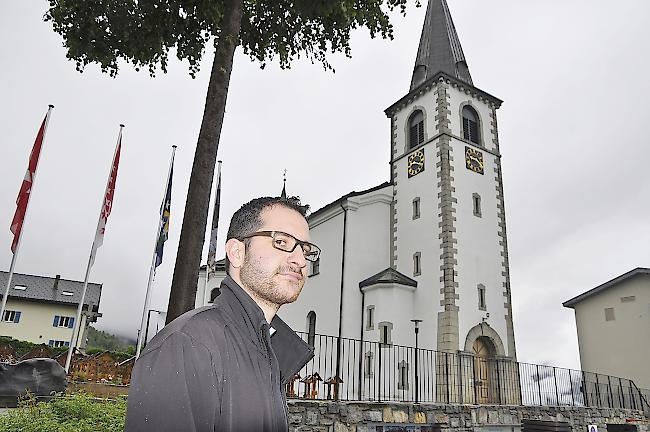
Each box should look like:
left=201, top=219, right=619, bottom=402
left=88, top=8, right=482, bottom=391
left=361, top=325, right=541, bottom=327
left=124, top=276, right=314, bottom=432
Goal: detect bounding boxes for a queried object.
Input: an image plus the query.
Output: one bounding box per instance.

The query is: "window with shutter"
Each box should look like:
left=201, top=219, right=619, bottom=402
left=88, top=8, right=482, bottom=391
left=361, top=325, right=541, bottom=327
left=462, top=106, right=480, bottom=145
left=408, top=111, right=425, bottom=149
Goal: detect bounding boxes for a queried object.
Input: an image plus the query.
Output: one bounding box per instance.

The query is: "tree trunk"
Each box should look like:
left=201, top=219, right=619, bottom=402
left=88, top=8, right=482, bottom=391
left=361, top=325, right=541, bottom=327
left=166, top=0, right=244, bottom=324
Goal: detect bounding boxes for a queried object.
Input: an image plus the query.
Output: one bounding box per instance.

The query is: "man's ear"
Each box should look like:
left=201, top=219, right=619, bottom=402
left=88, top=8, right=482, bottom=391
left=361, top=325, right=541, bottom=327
left=225, top=238, right=245, bottom=269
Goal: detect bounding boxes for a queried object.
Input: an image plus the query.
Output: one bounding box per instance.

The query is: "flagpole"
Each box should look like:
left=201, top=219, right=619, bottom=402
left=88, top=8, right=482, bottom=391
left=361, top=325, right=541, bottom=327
left=135, top=145, right=177, bottom=359
left=1, top=105, right=54, bottom=325
left=206, top=160, right=222, bottom=281
left=65, top=124, right=124, bottom=373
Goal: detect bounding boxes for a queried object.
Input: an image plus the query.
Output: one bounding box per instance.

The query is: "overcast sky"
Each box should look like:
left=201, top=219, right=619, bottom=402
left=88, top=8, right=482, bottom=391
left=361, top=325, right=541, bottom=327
left=1, top=1, right=649, bottom=370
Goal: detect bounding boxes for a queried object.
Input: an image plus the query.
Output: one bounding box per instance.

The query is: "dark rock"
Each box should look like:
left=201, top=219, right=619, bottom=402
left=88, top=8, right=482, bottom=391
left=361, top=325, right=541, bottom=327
left=0, top=358, right=66, bottom=407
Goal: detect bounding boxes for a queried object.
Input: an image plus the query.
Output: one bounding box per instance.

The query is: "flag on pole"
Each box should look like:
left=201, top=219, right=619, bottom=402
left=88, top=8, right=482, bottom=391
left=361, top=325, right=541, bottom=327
left=90, top=125, right=123, bottom=266
left=155, top=148, right=175, bottom=268
left=10, top=110, right=50, bottom=253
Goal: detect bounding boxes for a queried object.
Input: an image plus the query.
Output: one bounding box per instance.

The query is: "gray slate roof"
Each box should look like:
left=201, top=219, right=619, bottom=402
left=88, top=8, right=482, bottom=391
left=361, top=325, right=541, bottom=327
left=562, top=267, right=650, bottom=308
left=359, top=267, right=418, bottom=289
left=0, top=271, right=102, bottom=311
left=410, top=0, right=473, bottom=90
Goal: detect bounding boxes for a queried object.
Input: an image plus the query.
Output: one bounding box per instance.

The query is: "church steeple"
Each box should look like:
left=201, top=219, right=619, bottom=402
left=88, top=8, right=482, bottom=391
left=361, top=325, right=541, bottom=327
left=410, top=0, right=473, bottom=90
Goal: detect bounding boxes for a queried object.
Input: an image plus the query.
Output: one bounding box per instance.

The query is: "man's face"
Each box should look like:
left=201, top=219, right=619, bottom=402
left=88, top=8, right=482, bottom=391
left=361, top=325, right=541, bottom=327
left=238, top=205, right=310, bottom=308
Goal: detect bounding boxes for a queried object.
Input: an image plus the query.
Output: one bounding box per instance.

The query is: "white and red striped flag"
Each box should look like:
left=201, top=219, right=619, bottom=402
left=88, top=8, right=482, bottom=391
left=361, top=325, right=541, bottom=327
left=89, top=125, right=123, bottom=266
left=10, top=106, right=53, bottom=253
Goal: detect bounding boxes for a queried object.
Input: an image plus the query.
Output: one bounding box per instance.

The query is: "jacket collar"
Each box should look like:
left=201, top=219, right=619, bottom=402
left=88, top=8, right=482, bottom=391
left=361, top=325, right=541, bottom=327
left=220, top=275, right=268, bottom=335
left=219, top=276, right=314, bottom=381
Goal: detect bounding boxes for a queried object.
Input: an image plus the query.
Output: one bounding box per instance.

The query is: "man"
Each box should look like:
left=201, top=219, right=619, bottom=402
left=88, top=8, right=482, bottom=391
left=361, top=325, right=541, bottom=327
left=125, top=196, right=318, bottom=432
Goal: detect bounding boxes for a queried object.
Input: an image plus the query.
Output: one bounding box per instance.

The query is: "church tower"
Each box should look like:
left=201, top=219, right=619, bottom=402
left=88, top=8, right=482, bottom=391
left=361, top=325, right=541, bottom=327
left=385, top=0, right=516, bottom=361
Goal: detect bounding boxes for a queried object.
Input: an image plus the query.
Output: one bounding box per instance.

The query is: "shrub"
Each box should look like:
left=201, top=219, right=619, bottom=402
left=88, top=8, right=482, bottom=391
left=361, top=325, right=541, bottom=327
left=0, top=393, right=126, bottom=432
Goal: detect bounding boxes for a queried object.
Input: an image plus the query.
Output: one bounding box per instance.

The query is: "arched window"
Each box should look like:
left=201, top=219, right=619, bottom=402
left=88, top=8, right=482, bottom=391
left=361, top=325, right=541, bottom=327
left=307, top=311, right=316, bottom=347
left=462, top=106, right=480, bottom=144
left=408, top=110, right=425, bottom=149
left=210, top=288, right=220, bottom=302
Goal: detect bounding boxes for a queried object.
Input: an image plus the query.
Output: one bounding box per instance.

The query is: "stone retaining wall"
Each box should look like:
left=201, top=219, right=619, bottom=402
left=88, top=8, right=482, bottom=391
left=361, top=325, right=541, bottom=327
left=287, top=400, right=649, bottom=432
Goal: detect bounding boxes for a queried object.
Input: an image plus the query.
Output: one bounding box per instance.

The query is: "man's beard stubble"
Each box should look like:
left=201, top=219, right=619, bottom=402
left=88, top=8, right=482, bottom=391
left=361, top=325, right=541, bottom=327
left=239, top=253, right=305, bottom=307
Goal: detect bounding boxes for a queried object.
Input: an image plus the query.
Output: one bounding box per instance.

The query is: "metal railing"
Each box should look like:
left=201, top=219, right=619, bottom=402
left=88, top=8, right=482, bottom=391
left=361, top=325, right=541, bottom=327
left=286, top=332, right=650, bottom=412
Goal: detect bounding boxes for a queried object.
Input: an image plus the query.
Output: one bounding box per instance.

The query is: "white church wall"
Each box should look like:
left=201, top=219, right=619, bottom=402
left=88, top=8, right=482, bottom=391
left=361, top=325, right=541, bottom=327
left=281, top=187, right=393, bottom=340
left=281, top=207, right=345, bottom=337
left=341, top=190, right=393, bottom=341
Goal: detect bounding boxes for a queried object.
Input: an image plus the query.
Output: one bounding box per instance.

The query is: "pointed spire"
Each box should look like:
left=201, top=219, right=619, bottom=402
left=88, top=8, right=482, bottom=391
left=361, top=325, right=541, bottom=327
left=410, top=0, right=473, bottom=90
left=280, top=169, right=287, bottom=199
left=207, top=161, right=222, bottom=278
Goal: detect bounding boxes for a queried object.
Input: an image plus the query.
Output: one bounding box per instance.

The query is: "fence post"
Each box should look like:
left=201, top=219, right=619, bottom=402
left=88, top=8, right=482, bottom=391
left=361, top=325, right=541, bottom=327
left=607, top=375, right=613, bottom=408
left=618, top=377, right=624, bottom=408
left=568, top=369, right=575, bottom=406
left=378, top=344, right=382, bottom=402
left=444, top=352, right=450, bottom=403
left=582, top=370, right=589, bottom=407
left=496, top=359, right=502, bottom=405
left=553, top=367, right=559, bottom=406
left=536, top=364, right=542, bottom=406
left=472, top=354, right=478, bottom=404
left=629, top=381, right=637, bottom=411
left=516, top=362, right=524, bottom=405
left=595, top=374, right=602, bottom=406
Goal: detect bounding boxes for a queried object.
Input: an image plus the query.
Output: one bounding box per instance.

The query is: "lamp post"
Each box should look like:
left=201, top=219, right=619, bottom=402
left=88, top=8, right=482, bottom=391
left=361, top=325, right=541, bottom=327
left=143, top=309, right=164, bottom=350
left=411, top=319, right=422, bottom=403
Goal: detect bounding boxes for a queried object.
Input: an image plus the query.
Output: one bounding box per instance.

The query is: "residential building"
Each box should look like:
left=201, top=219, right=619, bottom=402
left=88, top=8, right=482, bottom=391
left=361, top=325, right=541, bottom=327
left=0, top=271, right=102, bottom=349
left=563, top=267, right=650, bottom=389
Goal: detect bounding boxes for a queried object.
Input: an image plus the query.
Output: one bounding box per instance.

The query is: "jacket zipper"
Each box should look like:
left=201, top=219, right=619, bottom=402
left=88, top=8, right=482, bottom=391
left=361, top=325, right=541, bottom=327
left=261, top=327, right=287, bottom=431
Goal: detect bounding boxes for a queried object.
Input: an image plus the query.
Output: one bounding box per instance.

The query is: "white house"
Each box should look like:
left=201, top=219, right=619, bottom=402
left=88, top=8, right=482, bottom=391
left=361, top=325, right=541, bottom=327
left=0, top=271, right=102, bottom=349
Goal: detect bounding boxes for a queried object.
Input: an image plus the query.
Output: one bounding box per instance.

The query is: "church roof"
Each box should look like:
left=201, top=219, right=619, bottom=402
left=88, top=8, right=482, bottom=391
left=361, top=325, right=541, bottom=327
left=308, top=182, right=391, bottom=221
left=359, top=267, right=417, bottom=289
left=562, top=267, right=650, bottom=308
left=410, top=0, right=473, bottom=90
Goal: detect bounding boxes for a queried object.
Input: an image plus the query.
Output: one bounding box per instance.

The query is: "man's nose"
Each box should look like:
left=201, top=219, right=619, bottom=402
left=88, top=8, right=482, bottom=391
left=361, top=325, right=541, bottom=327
left=288, top=245, right=307, bottom=268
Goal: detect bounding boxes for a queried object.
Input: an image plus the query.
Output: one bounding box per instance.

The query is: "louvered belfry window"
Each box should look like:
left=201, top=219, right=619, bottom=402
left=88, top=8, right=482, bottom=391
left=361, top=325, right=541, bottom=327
left=408, top=110, right=425, bottom=149
left=462, top=106, right=480, bottom=144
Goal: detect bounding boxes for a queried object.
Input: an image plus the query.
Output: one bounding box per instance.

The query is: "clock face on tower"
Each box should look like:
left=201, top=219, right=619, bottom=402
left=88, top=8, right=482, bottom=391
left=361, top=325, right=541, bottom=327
left=465, top=146, right=484, bottom=175
left=407, top=149, right=425, bottom=177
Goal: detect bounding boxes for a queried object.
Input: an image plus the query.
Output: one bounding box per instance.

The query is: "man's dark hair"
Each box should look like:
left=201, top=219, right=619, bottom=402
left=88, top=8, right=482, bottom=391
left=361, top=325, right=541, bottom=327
left=225, top=196, right=309, bottom=274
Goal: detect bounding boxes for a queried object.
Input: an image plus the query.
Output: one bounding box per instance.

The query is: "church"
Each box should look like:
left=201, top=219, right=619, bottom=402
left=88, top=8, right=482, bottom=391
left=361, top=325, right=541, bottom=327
left=196, top=0, right=518, bottom=402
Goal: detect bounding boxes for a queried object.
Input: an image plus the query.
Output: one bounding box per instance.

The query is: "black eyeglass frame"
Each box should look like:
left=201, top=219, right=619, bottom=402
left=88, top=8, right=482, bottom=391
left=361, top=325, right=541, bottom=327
left=239, top=230, right=321, bottom=262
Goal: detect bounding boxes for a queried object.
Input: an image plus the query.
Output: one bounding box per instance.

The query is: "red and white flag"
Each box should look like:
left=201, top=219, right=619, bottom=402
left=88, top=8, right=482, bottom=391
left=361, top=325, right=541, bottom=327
left=10, top=108, right=52, bottom=253
left=90, top=125, right=123, bottom=266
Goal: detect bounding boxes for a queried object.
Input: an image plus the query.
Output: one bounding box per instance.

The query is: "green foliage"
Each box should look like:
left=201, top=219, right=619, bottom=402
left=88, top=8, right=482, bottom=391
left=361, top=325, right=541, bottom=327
left=85, top=326, right=132, bottom=353
left=0, top=336, right=66, bottom=358
left=44, top=0, right=420, bottom=77
left=0, top=393, right=126, bottom=432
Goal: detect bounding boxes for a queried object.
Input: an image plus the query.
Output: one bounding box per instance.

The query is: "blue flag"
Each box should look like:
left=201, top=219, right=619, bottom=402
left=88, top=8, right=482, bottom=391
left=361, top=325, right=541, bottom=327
left=155, top=161, right=173, bottom=268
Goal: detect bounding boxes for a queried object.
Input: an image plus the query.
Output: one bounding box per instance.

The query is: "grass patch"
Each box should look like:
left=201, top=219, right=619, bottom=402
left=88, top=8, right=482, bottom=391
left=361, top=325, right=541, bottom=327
left=0, top=393, right=126, bottom=432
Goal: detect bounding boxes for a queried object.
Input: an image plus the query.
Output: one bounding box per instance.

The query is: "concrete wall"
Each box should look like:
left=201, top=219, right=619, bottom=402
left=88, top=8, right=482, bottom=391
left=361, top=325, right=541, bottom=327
left=0, top=299, right=88, bottom=348
left=572, top=274, right=650, bottom=389
left=287, top=400, right=648, bottom=432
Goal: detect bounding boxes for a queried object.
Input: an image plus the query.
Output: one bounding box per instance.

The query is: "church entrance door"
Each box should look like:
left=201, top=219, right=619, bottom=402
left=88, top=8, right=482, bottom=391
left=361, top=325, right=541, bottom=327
left=472, top=337, right=491, bottom=404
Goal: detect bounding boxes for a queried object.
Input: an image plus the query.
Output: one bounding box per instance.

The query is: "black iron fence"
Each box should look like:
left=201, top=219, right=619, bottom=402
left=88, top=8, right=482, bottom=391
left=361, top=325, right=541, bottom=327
left=287, top=332, right=650, bottom=412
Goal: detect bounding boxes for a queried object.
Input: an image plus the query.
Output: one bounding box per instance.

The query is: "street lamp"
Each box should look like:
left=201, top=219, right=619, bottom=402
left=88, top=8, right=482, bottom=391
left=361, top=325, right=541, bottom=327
left=411, top=319, right=422, bottom=403
left=143, top=309, right=164, bottom=351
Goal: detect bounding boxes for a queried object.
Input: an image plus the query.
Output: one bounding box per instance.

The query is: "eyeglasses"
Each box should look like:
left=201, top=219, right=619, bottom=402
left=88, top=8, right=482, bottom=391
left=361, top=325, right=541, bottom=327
left=240, top=231, right=321, bottom=262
